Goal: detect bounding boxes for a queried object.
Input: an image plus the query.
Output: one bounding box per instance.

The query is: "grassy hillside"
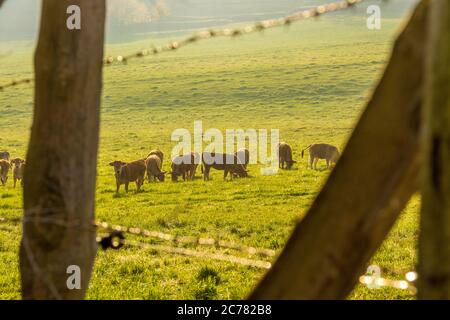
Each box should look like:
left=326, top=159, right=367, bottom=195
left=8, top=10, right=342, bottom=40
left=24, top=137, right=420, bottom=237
left=0, top=15, right=419, bottom=299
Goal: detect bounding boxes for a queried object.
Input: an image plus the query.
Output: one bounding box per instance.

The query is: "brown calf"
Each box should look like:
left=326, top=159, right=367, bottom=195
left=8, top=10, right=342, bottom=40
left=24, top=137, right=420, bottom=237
left=201, top=152, right=248, bottom=181
left=170, top=152, right=199, bottom=182
left=278, top=142, right=296, bottom=169
left=145, top=154, right=166, bottom=182
left=10, top=158, right=25, bottom=188
left=302, top=143, right=340, bottom=169
left=109, top=159, right=146, bottom=193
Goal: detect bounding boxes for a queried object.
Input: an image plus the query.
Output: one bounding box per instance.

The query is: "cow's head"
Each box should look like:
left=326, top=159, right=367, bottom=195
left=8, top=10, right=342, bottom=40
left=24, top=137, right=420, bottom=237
left=157, top=171, right=166, bottom=182
left=11, top=158, right=25, bottom=168
left=109, top=161, right=127, bottom=178
left=331, top=150, right=340, bottom=164
left=233, top=165, right=249, bottom=178
left=286, top=160, right=296, bottom=169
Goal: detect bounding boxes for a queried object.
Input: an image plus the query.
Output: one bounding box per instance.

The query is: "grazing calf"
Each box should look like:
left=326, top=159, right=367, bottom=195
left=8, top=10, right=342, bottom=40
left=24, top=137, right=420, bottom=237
left=302, top=143, right=340, bottom=170
left=10, top=158, right=25, bottom=188
left=201, top=152, right=248, bottom=181
left=0, top=151, right=10, bottom=161
left=278, top=142, right=296, bottom=169
left=109, top=159, right=146, bottom=193
left=170, top=152, right=199, bottom=182
left=145, top=154, right=166, bottom=182
left=235, top=148, right=250, bottom=169
left=0, top=159, right=10, bottom=186
left=147, top=149, right=164, bottom=167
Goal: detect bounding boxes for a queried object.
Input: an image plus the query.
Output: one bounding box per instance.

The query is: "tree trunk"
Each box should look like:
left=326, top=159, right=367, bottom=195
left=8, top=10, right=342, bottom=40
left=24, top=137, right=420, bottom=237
left=419, top=0, right=450, bottom=300
left=20, top=0, right=105, bottom=299
left=250, top=0, right=429, bottom=299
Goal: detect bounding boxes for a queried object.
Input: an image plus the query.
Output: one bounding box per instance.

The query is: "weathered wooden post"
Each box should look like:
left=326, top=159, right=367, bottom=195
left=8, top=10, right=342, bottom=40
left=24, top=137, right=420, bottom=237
left=419, top=0, right=450, bottom=300
left=20, top=0, right=106, bottom=299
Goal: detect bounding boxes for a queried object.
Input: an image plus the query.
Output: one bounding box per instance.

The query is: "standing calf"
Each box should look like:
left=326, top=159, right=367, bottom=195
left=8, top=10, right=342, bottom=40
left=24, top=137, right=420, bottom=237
left=147, top=149, right=164, bottom=167
left=278, top=142, right=296, bottom=169
left=170, top=152, right=199, bottom=182
left=0, top=159, right=9, bottom=186
left=10, top=158, right=25, bottom=188
left=201, top=152, right=248, bottom=181
left=145, top=154, right=166, bottom=182
left=109, top=160, right=146, bottom=193
left=302, top=143, right=340, bottom=169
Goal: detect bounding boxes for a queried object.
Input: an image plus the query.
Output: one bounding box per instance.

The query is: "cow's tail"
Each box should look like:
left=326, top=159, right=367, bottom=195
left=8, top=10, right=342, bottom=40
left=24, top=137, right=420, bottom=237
left=301, top=145, right=312, bottom=158
left=201, top=164, right=204, bottom=174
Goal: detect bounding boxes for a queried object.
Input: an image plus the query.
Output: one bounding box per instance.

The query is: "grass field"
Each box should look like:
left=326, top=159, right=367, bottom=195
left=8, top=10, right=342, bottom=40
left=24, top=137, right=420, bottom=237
left=0, top=15, right=419, bottom=299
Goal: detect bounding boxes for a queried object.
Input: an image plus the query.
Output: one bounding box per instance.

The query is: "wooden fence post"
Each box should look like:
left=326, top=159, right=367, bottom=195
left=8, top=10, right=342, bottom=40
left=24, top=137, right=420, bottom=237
left=419, top=0, right=450, bottom=300
left=20, top=0, right=105, bottom=299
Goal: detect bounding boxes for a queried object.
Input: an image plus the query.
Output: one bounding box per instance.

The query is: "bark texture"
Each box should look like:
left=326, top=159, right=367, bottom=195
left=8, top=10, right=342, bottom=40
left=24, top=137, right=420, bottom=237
left=20, top=0, right=106, bottom=299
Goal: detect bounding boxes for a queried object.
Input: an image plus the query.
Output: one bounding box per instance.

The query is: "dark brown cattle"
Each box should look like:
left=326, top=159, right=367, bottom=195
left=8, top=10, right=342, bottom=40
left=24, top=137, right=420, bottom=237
left=278, top=142, right=296, bottom=169
left=109, top=159, right=146, bottom=193
left=147, top=149, right=164, bottom=166
left=301, top=143, right=340, bottom=169
left=0, top=159, right=9, bottom=186
left=0, top=151, right=10, bottom=161
left=170, top=152, right=199, bottom=182
left=145, top=154, right=165, bottom=182
left=201, top=152, right=248, bottom=181
left=10, top=158, right=25, bottom=188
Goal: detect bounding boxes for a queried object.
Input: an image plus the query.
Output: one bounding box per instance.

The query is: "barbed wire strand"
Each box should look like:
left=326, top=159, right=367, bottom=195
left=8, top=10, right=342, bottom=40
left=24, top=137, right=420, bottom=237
left=1, top=216, right=417, bottom=294
left=105, top=0, right=364, bottom=65
left=95, top=220, right=276, bottom=257
left=125, top=240, right=272, bottom=269
left=0, top=0, right=367, bottom=91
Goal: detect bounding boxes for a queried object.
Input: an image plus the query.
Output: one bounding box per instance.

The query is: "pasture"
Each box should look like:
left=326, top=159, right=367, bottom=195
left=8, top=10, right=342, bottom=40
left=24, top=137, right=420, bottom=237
left=0, top=15, right=419, bottom=299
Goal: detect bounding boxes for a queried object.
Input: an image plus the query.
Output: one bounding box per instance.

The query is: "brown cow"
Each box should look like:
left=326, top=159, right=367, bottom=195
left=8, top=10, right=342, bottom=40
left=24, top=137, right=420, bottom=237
left=147, top=149, right=164, bottom=167
left=301, top=143, right=340, bottom=170
left=278, top=142, right=296, bottom=169
left=0, top=159, right=10, bottom=186
left=170, top=152, right=199, bottom=182
left=10, top=158, right=25, bottom=188
left=0, top=151, right=10, bottom=161
left=145, top=154, right=166, bottom=182
left=109, top=159, right=146, bottom=193
left=235, top=148, right=250, bottom=169
left=201, top=152, right=248, bottom=181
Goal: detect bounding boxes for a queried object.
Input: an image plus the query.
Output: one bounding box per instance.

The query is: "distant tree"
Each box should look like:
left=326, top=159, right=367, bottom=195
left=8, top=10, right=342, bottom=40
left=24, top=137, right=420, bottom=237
left=20, top=0, right=106, bottom=299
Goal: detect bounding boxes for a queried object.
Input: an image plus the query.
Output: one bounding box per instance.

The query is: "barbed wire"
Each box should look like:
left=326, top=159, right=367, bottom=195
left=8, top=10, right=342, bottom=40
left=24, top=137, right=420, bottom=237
left=103, top=0, right=365, bottom=65
left=1, top=215, right=417, bottom=294
left=95, top=220, right=276, bottom=257
left=359, top=268, right=418, bottom=295
left=0, top=0, right=368, bottom=91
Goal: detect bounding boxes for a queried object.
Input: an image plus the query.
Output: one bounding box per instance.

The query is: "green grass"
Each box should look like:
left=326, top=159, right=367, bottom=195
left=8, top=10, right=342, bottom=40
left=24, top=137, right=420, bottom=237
left=0, top=16, right=419, bottom=299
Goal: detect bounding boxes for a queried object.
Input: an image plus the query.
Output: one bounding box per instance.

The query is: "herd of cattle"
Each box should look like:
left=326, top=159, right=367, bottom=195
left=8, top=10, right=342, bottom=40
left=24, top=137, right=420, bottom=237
left=108, top=142, right=340, bottom=193
left=0, top=143, right=340, bottom=193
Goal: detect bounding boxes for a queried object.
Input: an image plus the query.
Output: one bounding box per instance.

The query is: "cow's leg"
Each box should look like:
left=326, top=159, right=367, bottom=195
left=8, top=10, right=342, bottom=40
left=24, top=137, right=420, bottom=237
left=125, top=182, right=129, bottom=193
left=204, top=166, right=210, bottom=181
left=14, top=178, right=17, bottom=188
left=326, top=159, right=330, bottom=169
left=309, top=155, right=314, bottom=169
left=116, top=182, right=120, bottom=193
left=314, top=158, right=318, bottom=170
